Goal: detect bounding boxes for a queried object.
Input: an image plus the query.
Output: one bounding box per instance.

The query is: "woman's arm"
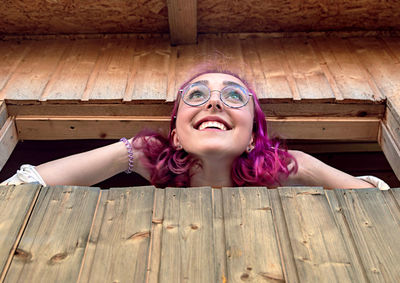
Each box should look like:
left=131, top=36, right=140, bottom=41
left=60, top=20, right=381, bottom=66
left=35, top=138, right=150, bottom=186
left=284, top=150, right=376, bottom=189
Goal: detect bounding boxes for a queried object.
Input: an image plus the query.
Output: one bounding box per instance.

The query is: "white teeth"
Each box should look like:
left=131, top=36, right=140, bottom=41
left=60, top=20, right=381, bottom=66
left=198, top=121, right=227, bottom=131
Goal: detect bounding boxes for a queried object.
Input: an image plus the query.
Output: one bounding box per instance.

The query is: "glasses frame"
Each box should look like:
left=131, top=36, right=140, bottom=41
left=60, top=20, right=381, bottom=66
left=179, top=81, right=253, bottom=109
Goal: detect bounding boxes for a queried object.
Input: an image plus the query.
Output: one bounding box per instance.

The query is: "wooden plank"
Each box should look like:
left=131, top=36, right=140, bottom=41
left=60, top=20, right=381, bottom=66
left=2, top=40, right=68, bottom=101
left=15, top=116, right=170, bottom=140
left=348, top=37, right=399, bottom=99
left=0, top=184, right=41, bottom=282
left=332, top=189, right=400, bottom=282
left=41, top=39, right=102, bottom=101
left=281, top=38, right=335, bottom=101
left=0, top=117, right=18, bottom=171
left=84, top=39, right=135, bottom=101
left=250, top=38, right=293, bottom=100
left=0, top=101, right=7, bottom=129
left=312, top=38, right=376, bottom=102
left=146, top=188, right=166, bottom=282
left=78, top=186, right=154, bottom=282
left=0, top=41, right=31, bottom=96
left=7, top=102, right=385, bottom=118
left=385, top=105, right=400, bottom=149
left=391, top=188, right=400, bottom=207
left=381, top=37, right=400, bottom=66
left=124, top=38, right=170, bottom=101
left=380, top=123, right=400, bottom=180
left=269, top=188, right=299, bottom=282
left=268, top=117, right=380, bottom=141
left=3, top=186, right=100, bottom=283
left=211, top=188, right=227, bottom=283
left=222, top=187, right=284, bottom=282
left=14, top=116, right=380, bottom=141
left=159, top=187, right=215, bottom=282
left=167, top=0, right=197, bottom=45
left=277, top=187, right=366, bottom=282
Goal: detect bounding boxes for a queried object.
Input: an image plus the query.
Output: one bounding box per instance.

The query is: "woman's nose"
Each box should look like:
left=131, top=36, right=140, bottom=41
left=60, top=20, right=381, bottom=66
left=206, top=91, right=222, bottom=110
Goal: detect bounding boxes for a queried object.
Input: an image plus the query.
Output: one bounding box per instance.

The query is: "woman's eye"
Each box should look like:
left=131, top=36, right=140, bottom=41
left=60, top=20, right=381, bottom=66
left=189, top=91, right=206, bottom=99
left=227, top=91, right=244, bottom=101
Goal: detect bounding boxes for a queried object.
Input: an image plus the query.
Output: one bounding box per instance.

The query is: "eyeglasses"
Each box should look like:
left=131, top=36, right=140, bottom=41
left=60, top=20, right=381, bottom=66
left=179, top=81, right=252, bottom=108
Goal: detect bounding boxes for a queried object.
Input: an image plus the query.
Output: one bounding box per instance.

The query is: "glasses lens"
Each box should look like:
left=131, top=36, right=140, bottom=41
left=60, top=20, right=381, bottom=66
left=221, top=86, right=249, bottom=107
left=183, top=83, right=209, bottom=106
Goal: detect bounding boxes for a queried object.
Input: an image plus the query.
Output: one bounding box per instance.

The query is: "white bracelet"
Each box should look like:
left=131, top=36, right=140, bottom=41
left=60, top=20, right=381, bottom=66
left=120, top=138, right=134, bottom=174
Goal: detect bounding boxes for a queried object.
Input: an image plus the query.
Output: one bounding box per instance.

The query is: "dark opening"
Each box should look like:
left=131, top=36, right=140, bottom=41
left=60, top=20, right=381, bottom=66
left=1, top=140, right=399, bottom=189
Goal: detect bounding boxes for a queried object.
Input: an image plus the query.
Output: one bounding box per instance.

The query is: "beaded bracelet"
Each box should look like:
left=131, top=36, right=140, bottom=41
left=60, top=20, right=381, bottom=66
left=120, top=137, right=134, bottom=174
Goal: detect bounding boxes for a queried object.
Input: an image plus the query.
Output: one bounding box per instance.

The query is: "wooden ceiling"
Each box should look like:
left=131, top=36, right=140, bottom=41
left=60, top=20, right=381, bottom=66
left=1, top=0, right=400, bottom=44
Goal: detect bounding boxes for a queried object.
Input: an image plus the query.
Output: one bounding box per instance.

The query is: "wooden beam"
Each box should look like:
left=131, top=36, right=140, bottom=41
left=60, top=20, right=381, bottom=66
left=0, top=117, right=18, bottom=171
left=0, top=101, right=7, bottom=129
left=15, top=116, right=379, bottom=141
left=167, top=0, right=197, bottom=45
left=379, top=123, right=400, bottom=181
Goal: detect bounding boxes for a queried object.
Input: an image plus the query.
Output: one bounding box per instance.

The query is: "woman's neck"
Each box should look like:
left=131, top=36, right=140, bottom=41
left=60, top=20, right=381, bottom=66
left=190, top=158, right=234, bottom=187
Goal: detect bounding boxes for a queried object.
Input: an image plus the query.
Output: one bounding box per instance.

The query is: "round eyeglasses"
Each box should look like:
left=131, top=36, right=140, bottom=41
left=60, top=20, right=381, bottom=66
left=179, top=82, right=252, bottom=108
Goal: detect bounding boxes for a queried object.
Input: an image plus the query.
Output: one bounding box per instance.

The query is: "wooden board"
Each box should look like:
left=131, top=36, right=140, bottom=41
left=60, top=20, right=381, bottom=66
left=159, top=187, right=215, bottom=282
left=14, top=116, right=380, bottom=141
left=168, top=0, right=197, bottom=45
left=330, top=189, right=400, bottom=282
left=0, top=41, right=31, bottom=97
left=0, top=184, right=41, bottom=281
left=222, top=187, right=284, bottom=282
left=312, top=38, right=377, bottom=102
left=41, top=39, right=102, bottom=101
left=78, top=186, right=154, bottom=282
left=82, top=40, right=135, bottom=101
left=280, top=38, right=335, bottom=101
left=0, top=101, right=7, bottom=129
left=2, top=40, right=68, bottom=101
left=4, top=186, right=100, bottom=283
left=380, top=123, right=400, bottom=180
left=349, top=37, right=400, bottom=99
left=146, top=188, right=166, bottom=282
left=0, top=117, right=18, bottom=171
left=275, top=187, right=366, bottom=282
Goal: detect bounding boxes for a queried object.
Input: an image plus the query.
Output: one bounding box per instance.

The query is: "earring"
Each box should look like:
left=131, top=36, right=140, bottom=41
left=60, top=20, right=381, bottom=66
left=176, top=145, right=183, bottom=150
left=246, top=146, right=253, bottom=153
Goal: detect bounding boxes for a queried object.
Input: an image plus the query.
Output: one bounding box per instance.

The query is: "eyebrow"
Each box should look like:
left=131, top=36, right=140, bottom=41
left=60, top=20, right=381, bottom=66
left=194, top=80, right=243, bottom=87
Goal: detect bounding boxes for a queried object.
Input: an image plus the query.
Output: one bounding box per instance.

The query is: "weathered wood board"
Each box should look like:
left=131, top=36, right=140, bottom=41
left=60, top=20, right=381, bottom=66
left=1, top=186, right=400, bottom=282
left=0, top=184, right=41, bottom=281
left=78, top=186, right=154, bottom=282
left=3, top=186, right=100, bottom=283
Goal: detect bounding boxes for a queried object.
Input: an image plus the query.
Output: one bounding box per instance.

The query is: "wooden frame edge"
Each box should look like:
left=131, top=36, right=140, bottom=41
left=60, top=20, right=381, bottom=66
left=0, top=117, right=18, bottom=171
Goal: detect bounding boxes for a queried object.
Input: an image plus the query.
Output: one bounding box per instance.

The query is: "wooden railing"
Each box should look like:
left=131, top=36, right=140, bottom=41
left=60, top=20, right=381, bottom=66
left=1, top=185, right=399, bottom=282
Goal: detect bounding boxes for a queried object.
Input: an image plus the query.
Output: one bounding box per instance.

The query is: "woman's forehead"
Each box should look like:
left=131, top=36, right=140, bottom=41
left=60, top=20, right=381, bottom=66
left=189, top=73, right=246, bottom=88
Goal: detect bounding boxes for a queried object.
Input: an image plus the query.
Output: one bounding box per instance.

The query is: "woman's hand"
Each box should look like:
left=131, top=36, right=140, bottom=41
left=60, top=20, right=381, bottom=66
left=284, top=150, right=375, bottom=189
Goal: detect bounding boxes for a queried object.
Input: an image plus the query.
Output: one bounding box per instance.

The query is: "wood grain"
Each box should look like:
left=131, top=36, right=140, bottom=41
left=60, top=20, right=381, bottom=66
left=4, top=186, right=100, bottom=283
left=79, top=186, right=154, bottom=283
left=332, top=189, right=400, bottom=282
left=41, top=39, right=102, bottom=101
left=0, top=184, right=41, bottom=282
left=281, top=38, right=335, bottom=101
left=380, top=123, right=400, bottom=180
left=0, top=117, right=18, bottom=171
left=167, top=0, right=197, bottom=45
left=146, top=188, right=166, bottom=283
left=222, top=187, right=284, bottom=282
left=159, top=187, right=215, bottom=282
left=2, top=40, right=68, bottom=101
left=312, top=38, right=376, bottom=102
left=276, top=187, right=365, bottom=282
left=0, top=102, right=7, bottom=130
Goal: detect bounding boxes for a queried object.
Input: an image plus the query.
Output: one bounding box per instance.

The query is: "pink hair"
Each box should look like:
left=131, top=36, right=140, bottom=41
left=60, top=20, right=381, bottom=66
left=132, top=70, right=297, bottom=187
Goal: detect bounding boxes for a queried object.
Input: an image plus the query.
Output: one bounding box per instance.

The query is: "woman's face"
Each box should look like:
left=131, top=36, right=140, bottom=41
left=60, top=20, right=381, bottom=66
left=173, top=73, right=255, bottom=161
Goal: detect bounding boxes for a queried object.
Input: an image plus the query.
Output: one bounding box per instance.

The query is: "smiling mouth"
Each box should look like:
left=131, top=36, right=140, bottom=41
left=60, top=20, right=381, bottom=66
left=198, top=121, right=228, bottom=131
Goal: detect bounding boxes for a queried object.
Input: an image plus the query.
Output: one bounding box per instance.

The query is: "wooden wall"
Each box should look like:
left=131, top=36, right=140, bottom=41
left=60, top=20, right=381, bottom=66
left=1, top=1, right=400, bottom=35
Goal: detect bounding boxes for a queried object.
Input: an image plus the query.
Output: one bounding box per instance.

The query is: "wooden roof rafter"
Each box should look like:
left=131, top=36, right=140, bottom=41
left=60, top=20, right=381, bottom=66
left=167, top=0, right=197, bottom=45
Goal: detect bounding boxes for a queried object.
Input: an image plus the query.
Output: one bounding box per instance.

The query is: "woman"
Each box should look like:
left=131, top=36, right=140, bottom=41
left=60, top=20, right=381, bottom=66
left=1, top=71, right=390, bottom=190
